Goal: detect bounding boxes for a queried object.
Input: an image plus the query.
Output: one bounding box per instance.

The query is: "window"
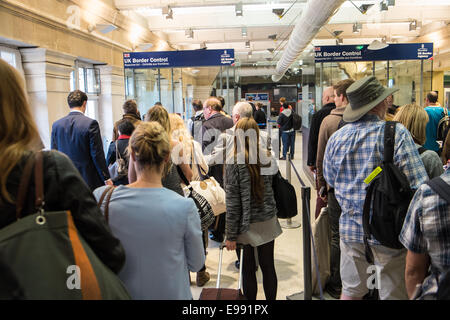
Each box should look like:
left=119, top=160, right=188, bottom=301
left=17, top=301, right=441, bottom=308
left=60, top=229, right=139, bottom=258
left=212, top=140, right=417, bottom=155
left=72, top=61, right=100, bottom=121
left=0, top=46, right=24, bottom=75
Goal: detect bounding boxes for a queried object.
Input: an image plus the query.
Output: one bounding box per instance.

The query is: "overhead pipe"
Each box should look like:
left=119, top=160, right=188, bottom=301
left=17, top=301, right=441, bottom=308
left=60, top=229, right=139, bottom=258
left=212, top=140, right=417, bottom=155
left=272, top=0, right=346, bottom=82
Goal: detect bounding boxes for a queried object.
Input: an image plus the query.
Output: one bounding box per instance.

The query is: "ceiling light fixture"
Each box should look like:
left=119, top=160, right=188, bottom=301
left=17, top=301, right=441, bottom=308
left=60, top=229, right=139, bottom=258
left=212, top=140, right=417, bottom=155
left=268, top=34, right=277, bottom=40
left=353, top=23, right=362, bottom=33
left=200, top=42, right=207, bottom=49
left=235, top=2, right=243, bottom=16
left=267, top=48, right=275, bottom=53
left=409, top=20, right=417, bottom=31
left=333, top=30, right=343, bottom=37
left=162, top=6, right=173, bottom=19
left=242, top=27, right=247, bottom=38
left=245, top=41, right=250, bottom=48
left=348, top=1, right=374, bottom=14
left=137, top=43, right=153, bottom=51
left=380, top=1, right=388, bottom=11
left=368, top=39, right=389, bottom=50
left=248, top=51, right=252, bottom=59
left=88, top=23, right=118, bottom=34
left=185, top=29, right=194, bottom=38
left=272, top=8, right=284, bottom=18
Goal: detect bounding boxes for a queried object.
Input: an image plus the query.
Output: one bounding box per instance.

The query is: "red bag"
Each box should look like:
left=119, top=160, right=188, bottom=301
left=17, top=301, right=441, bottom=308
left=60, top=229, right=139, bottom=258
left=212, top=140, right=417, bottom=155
left=199, top=244, right=246, bottom=300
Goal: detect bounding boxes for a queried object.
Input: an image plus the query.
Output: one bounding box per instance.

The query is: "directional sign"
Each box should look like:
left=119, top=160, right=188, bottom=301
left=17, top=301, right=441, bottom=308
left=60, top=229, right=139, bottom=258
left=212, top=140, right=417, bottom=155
left=123, top=49, right=235, bottom=69
left=314, top=43, right=433, bottom=62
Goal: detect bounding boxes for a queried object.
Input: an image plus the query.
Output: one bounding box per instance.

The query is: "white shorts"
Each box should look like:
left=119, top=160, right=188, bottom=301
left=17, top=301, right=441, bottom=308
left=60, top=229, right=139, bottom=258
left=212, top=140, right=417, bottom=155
left=340, top=240, right=408, bottom=300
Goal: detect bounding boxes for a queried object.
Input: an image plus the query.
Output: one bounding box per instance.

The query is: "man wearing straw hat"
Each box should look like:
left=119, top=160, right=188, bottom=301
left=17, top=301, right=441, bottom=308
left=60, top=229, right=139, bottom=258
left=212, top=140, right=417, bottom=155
left=323, top=76, right=428, bottom=300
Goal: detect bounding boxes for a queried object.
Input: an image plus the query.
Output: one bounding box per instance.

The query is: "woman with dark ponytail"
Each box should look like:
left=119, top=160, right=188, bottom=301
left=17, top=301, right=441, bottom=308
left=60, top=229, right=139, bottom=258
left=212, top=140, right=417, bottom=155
left=225, top=118, right=282, bottom=300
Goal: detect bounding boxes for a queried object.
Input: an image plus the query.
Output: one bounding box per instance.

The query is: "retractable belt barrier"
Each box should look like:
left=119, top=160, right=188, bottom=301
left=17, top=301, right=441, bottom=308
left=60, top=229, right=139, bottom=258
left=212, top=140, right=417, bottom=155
left=285, top=153, right=325, bottom=301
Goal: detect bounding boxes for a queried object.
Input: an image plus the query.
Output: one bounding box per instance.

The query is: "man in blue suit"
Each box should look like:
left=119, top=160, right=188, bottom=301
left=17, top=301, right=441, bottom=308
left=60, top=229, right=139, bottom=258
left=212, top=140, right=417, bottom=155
left=51, top=90, right=112, bottom=191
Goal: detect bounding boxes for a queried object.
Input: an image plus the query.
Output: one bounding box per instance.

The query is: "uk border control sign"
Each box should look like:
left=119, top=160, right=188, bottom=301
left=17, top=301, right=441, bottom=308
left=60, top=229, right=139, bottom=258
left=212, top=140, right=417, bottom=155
left=123, top=49, right=235, bottom=69
left=314, top=43, right=433, bottom=63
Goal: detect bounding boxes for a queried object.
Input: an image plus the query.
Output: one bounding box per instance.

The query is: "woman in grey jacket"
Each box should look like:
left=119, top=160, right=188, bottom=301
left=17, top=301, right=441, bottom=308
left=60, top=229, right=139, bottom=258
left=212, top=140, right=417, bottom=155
left=225, top=118, right=282, bottom=300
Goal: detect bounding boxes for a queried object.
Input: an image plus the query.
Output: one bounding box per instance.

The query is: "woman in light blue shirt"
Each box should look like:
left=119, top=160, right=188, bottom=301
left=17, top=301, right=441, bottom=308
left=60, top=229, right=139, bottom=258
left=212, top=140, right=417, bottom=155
left=94, top=121, right=205, bottom=300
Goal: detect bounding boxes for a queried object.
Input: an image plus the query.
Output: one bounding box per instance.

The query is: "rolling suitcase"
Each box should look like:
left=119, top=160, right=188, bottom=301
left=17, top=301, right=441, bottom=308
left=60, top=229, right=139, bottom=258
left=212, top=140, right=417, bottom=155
left=199, top=244, right=246, bottom=300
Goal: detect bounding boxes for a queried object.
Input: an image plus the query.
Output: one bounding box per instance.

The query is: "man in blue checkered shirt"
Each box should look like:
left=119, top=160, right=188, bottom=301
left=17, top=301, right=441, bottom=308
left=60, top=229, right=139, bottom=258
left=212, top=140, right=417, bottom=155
left=323, top=76, right=428, bottom=300
left=400, top=135, right=450, bottom=299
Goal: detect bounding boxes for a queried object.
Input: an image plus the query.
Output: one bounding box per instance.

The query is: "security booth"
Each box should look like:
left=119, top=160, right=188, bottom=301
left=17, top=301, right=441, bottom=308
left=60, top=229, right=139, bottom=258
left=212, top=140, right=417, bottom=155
left=301, top=42, right=434, bottom=183
left=123, top=49, right=235, bottom=120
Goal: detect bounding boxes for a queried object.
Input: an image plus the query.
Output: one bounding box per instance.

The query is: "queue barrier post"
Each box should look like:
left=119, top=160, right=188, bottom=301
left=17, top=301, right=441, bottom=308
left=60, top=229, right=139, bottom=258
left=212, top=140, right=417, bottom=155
left=286, top=158, right=314, bottom=301
left=280, top=153, right=301, bottom=229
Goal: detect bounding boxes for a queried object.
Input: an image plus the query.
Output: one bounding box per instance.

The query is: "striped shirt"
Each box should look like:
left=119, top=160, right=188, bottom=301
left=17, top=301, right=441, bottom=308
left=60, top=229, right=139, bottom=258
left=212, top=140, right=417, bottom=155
left=399, top=169, right=450, bottom=299
left=323, top=114, right=428, bottom=245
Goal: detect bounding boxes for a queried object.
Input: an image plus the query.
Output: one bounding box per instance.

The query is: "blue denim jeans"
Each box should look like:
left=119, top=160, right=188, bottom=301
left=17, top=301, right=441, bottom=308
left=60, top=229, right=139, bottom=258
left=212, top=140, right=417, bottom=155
left=282, top=131, right=295, bottom=159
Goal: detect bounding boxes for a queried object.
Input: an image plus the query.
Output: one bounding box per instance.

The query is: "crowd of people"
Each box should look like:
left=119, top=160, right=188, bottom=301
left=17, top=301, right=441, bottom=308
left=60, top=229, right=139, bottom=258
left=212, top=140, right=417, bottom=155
left=1, top=54, right=449, bottom=300
left=308, top=75, right=450, bottom=300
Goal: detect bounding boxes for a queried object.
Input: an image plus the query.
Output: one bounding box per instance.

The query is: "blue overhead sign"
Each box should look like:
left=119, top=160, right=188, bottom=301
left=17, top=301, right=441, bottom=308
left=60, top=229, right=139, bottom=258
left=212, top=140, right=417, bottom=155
left=314, top=43, right=433, bottom=62
left=123, top=49, right=235, bottom=69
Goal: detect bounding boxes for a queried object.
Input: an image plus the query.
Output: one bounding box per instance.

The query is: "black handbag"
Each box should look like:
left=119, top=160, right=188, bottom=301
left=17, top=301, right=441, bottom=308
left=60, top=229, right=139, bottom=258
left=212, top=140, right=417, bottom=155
left=272, top=171, right=298, bottom=219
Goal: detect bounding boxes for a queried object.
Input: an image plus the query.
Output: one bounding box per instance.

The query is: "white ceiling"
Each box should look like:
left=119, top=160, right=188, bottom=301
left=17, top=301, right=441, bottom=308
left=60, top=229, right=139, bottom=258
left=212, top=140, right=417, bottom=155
left=114, top=0, right=450, bottom=68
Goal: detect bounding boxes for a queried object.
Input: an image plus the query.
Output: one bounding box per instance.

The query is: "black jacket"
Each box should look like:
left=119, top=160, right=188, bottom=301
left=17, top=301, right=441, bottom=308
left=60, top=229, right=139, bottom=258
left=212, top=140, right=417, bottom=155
left=106, top=138, right=130, bottom=186
left=1, top=151, right=126, bottom=274
left=51, top=112, right=110, bottom=191
left=202, top=113, right=234, bottom=153
left=277, top=109, right=294, bottom=132
left=307, top=103, right=336, bottom=167
left=254, top=110, right=267, bottom=129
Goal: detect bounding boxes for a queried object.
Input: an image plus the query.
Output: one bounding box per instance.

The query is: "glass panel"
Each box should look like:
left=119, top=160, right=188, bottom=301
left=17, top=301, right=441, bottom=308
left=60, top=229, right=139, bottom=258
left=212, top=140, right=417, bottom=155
left=85, top=68, right=100, bottom=94
left=70, top=70, right=75, bottom=92
left=390, top=60, right=422, bottom=105
left=173, top=68, right=183, bottom=116
left=1, top=51, right=16, bottom=68
left=133, top=68, right=159, bottom=117
left=85, top=100, right=97, bottom=120
left=78, top=68, right=86, bottom=92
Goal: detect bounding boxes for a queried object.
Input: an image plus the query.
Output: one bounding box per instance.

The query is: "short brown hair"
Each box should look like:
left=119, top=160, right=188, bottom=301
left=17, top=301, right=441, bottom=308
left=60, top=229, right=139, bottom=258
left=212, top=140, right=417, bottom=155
left=333, top=79, right=355, bottom=101
left=205, top=97, right=222, bottom=112
left=192, top=99, right=203, bottom=112
left=426, top=91, right=438, bottom=104
left=123, top=100, right=138, bottom=114
left=280, top=97, right=286, bottom=104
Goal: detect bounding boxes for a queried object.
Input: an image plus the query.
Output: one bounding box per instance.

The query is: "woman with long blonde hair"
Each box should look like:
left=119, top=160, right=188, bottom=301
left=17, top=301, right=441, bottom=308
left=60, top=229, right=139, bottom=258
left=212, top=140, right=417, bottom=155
left=225, top=117, right=282, bottom=300
left=0, top=58, right=125, bottom=273
left=394, top=104, right=444, bottom=179
left=129, top=105, right=193, bottom=195
left=169, top=113, right=208, bottom=181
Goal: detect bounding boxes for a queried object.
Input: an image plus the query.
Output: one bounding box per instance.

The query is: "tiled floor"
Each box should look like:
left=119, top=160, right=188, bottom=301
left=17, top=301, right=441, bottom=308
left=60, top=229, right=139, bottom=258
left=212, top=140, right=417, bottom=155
left=190, top=132, right=337, bottom=300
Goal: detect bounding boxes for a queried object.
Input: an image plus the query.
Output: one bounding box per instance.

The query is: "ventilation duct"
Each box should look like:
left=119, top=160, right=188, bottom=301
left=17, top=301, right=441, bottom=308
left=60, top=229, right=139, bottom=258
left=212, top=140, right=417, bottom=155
left=272, top=0, right=346, bottom=82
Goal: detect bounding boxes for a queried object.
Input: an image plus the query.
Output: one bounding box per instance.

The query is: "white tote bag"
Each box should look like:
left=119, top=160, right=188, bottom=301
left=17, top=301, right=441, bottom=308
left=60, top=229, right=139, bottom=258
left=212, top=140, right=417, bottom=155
left=183, top=143, right=226, bottom=216
left=311, top=207, right=331, bottom=296
left=187, top=177, right=226, bottom=216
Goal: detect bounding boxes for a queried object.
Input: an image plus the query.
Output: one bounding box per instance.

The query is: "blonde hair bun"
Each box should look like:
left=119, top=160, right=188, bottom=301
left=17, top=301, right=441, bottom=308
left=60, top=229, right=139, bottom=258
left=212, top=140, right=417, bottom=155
left=129, top=121, right=170, bottom=167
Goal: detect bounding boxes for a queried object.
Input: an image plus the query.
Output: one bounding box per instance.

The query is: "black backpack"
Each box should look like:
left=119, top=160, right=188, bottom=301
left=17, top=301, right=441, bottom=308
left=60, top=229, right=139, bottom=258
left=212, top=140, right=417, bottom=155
left=425, top=177, right=450, bottom=300
left=437, top=108, right=450, bottom=142
left=272, top=171, right=298, bottom=219
left=362, top=121, right=415, bottom=263
left=292, top=113, right=303, bottom=131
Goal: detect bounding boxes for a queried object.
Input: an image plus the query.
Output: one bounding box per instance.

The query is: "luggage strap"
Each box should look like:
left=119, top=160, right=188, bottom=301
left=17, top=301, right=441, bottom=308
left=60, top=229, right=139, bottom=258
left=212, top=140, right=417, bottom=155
left=426, top=177, right=450, bottom=204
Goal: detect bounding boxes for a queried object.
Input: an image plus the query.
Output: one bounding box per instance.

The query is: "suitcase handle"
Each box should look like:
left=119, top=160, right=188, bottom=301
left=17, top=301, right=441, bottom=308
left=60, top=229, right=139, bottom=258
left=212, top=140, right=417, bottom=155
left=217, top=243, right=244, bottom=291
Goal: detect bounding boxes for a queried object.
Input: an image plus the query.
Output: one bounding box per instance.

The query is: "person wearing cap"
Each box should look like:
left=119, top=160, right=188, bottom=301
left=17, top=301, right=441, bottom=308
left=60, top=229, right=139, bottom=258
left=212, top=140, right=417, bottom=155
left=323, top=76, right=428, bottom=300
